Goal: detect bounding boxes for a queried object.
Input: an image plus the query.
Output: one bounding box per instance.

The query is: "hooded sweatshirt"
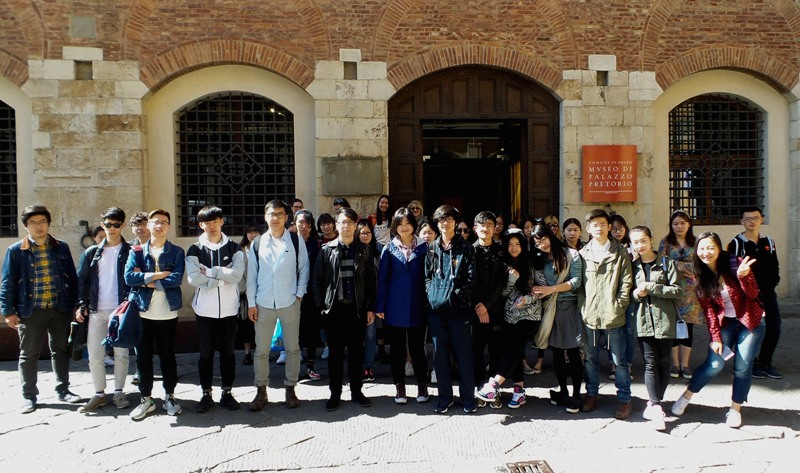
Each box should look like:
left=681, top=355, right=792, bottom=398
left=186, top=233, right=245, bottom=318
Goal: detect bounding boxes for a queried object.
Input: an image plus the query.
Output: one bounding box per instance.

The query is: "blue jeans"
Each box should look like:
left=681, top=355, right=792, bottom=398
left=429, top=309, right=475, bottom=409
left=364, top=320, right=377, bottom=370
left=688, top=318, right=765, bottom=404
left=584, top=325, right=631, bottom=403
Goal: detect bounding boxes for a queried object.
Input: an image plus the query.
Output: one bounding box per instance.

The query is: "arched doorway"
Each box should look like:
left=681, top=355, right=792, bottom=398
left=388, top=66, right=559, bottom=223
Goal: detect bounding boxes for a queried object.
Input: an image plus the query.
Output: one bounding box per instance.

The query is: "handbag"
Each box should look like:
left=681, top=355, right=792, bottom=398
left=103, top=297, right=142, bottom=349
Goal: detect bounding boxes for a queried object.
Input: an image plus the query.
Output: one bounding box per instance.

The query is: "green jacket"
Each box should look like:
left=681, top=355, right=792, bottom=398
left=631, top=256, right=683, bottom=339
left=578, top=238, right=633, bottom=330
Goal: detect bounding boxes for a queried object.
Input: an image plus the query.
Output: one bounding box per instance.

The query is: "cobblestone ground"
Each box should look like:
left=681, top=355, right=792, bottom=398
left=1, top=317, right=798, bottom=473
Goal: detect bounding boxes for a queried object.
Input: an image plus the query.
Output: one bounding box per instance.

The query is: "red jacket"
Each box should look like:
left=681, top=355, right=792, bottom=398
left=697, top=257, right=764, bottom=343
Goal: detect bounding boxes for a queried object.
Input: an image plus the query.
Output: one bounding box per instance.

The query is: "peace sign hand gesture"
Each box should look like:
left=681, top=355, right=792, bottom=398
left=737, top=255, right=757, bottom=278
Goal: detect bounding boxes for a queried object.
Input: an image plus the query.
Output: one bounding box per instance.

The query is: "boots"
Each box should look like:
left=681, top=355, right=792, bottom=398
left=249, top=386, right=268, bottom=411
left=285, top=385, right=299, bottom=409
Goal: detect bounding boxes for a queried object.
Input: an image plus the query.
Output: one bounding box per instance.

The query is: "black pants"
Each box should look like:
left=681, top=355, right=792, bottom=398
left=385, top=324, right=428, bottom=386
left=235, top=294, right=255, bottom=349
left=136, top=317, right=178, bottom=398
left=496, top=319, right=539, bottom=383
left=638, top=337, right=673, bottom=402
left=552, top=346, right=583, bottom=398
left=757, top=291, right=781, bottom=368
left=196, top=315, right=237, bottom=391
left=472, top=320, right=502, bottom=388
left=299, top=295, right=321, bottom=365
left=325, top=301, right=365, bottom=398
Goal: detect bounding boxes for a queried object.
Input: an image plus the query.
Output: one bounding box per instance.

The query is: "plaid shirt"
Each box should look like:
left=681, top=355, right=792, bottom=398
left=30, top=237, right=57, bottom=309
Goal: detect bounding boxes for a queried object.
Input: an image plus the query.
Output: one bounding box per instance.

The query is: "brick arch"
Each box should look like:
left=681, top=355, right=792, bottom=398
left=140, top=39, right=315, bottom=91
left=371, top=0, right=576, bottom=68
left=386, top=44, right=563, bottom=92
left=656, top=46, right=798, bottom=93
left=639, top=0, right=679, bottom=71
left=123, top=0, right=329, bottom=59
left=0, top=49, right=29, bottom=86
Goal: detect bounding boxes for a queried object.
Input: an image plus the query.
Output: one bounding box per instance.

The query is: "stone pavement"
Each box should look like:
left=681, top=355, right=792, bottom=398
left=1, top=317, right=799, bottom=473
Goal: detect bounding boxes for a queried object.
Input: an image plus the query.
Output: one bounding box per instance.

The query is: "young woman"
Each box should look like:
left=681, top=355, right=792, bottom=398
left=658, top=210, right=701, bottom=379
left=522, top=217, right=536, bottom=251
left=493, top=214, right=505, bottom=243
left=456, top=221, right=472, bottom=243
left=237, top=222, right=262, bottom=366
left=562, top=218, right=585, bottom=250
left=369, top=194, right=393, bottom=246
left=375, top=208, right=429, bottom=404
left=417, top=220, right=438, bottom=244
left=671, top=232, right=765, bottom=429
left=531, top=223, right=584, bottom=413
left=543, top=215, right=562, bottom=241
left=357, top=219, right=382, bottom=382
left=408, top=200, right=428, bottom=227
left=295, top=210, right=322, bottom=380
left=317, top=213, right=337, bottom=244
left=608, top=214, right=636, bottom=381
left=629, top=226, right=682, bottom=430
left=476, top=231, right=545, bottom=409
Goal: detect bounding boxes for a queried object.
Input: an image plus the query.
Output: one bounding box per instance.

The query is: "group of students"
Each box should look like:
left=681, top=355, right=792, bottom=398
left=1, top=200, right=779, bottom=430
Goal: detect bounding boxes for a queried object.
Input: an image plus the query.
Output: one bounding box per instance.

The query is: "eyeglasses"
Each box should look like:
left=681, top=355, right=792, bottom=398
left=149, top=220, right=169, bottom=227
left=103, top=222, right=123, bottom=229
left=26, top=219, right=48, bottom=227
left=266, top=212, right=286, bottom=219
left=338, top=220, right=356, bottom=227
left=611, top=226, right=624, bottom=231
left=742, top=217, right=762, bottom=223
left=437, top=217, right=455, bottom=224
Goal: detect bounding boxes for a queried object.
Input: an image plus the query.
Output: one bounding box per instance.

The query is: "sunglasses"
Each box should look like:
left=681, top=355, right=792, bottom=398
left=103, top=222, right=123, bottom=228
left=458, top=228, right=470, bottom=234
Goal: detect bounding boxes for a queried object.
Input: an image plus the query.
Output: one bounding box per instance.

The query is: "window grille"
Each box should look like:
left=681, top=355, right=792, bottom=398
left=0, top=100, right=17, bottom=237
left=176, top=92, right=295, bottom=237
left=668, top=94, right=764, bottom=225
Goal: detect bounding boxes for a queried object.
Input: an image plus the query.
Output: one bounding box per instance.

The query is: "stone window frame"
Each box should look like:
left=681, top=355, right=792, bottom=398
left=0, top=77, right=33, bottom=245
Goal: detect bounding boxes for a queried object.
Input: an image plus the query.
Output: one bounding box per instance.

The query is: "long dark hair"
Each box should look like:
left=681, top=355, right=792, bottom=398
left=561, top=217, right=584, bottom=250
left=502, top=231, right=531, bottom=294
left=375, top=194, right=393, bottom=224
left=693, top=231, right=733, bottom=303
left=239, top=222, right=262, bottom=249
left=666, top=210, right=696, bottom=247
left=609, top=214, right=631, bottom=245
left=357, top=218, right=381, bottom=257
left=294, top=210, right=318, bottom=242
left=532, top=222, right=569, bottom=273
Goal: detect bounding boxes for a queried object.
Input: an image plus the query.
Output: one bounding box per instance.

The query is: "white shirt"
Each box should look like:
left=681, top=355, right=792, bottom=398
left=246, top=230, right=309, bottom=310
left=140, top=245, right=178, bottom=320
left=97, top=243, right=122, bottom=311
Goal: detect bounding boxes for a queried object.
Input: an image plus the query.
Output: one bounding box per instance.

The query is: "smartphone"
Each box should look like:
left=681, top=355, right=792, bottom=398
left=722, top=345, right=735, bottom=361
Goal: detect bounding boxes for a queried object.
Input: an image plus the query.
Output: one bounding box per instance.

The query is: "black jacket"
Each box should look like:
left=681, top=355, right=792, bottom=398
left=472, top=241, right=508, bottom=323
left=312, top=240, right=376, bottom=317
left=424, top=234, right=476, bottom=313
left=727, top=234, right=780, bottom=293
left=77, top=239, right=132, bottom=311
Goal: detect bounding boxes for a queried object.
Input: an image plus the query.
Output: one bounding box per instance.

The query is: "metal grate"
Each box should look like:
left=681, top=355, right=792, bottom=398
left=0, top=100, right=17, bottom=237
left=176, top=92, right=295, bottom=237
left=668, top=94, right=764, bottom=225
left=506, top=460, right=555, bottom=473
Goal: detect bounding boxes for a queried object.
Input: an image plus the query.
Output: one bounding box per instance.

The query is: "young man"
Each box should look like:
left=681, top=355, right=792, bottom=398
left=128, top=212, right=150, bottom=246
left=578, top=209, right=633, bottom=419
left=1, top=205, right=80, bottom=413
left=471, top=211, right=508, bottom=408
left=247, top=199, right=309, bottom=410
left=186, top=206, right=245, bottom=412
left=425, top=205, right=477, bottom=414
left=727, top=207, right=782, bottom=379
left=124, top=209, right=186, bottom=420
left=75, top=207, right=132, bottom=413
left=312, top=207, right=376, bottom=411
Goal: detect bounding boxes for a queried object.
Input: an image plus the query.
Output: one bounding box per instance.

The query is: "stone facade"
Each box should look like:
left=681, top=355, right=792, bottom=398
left=0, top=1, right=799, bottom=315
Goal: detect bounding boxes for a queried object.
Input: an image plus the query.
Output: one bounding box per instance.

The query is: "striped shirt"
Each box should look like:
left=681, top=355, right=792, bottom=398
left=31, top=237, right=57, bottom=309
left=336, top=243, right=355, bottom=303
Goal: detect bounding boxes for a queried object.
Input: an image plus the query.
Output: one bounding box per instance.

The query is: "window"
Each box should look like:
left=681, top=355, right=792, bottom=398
left=0, top=100, right=17, bottom=237
left=668, top=94, right=764, bottom=225
left=176, top=92, right=295, bottom=237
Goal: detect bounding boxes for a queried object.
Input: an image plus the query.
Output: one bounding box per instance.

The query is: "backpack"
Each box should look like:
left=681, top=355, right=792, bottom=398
left=730, top=233, right=775, bottom=258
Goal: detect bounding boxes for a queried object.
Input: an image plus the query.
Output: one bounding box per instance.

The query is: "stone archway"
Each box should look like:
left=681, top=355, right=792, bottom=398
left=388, top=66, right=560, bottom=221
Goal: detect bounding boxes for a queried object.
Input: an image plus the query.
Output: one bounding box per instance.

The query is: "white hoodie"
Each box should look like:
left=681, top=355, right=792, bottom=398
left=186, top=233, right=245, bottom=318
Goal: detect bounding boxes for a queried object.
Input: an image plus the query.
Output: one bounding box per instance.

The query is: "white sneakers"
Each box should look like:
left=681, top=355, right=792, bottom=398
left=725, top=409, right=742, bottom=428
left=671, top=395, right=690, bottom=416
left=643, top=402, right=666, bottom=431
left=163, top=395, right=182, bottom=416
left=130, top=397, right=155, bottom=420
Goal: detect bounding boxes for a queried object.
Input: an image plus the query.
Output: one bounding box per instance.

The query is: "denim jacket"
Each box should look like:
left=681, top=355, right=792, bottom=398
left=123, top=241, right=185, bottom=312
left=0, top=235, right=78, bottom=318
left=76, top=239, right=132, bottom=311
left=424, top=234, right=476, bottom=314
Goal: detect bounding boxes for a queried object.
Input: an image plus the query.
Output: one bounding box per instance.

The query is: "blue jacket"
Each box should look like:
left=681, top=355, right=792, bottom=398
left=0, top=235, right=78, bottom=318
left=124, top=241, right=185, bottom=312
left=424, top=234, right=476, bottom=314
left=376, top=237, right=427, bottom=328
left=77, top=239, right=132, bottom=311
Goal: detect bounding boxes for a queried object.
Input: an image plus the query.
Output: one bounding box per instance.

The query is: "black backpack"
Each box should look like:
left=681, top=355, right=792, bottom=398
left=251, top=232, right=300, bottom=271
